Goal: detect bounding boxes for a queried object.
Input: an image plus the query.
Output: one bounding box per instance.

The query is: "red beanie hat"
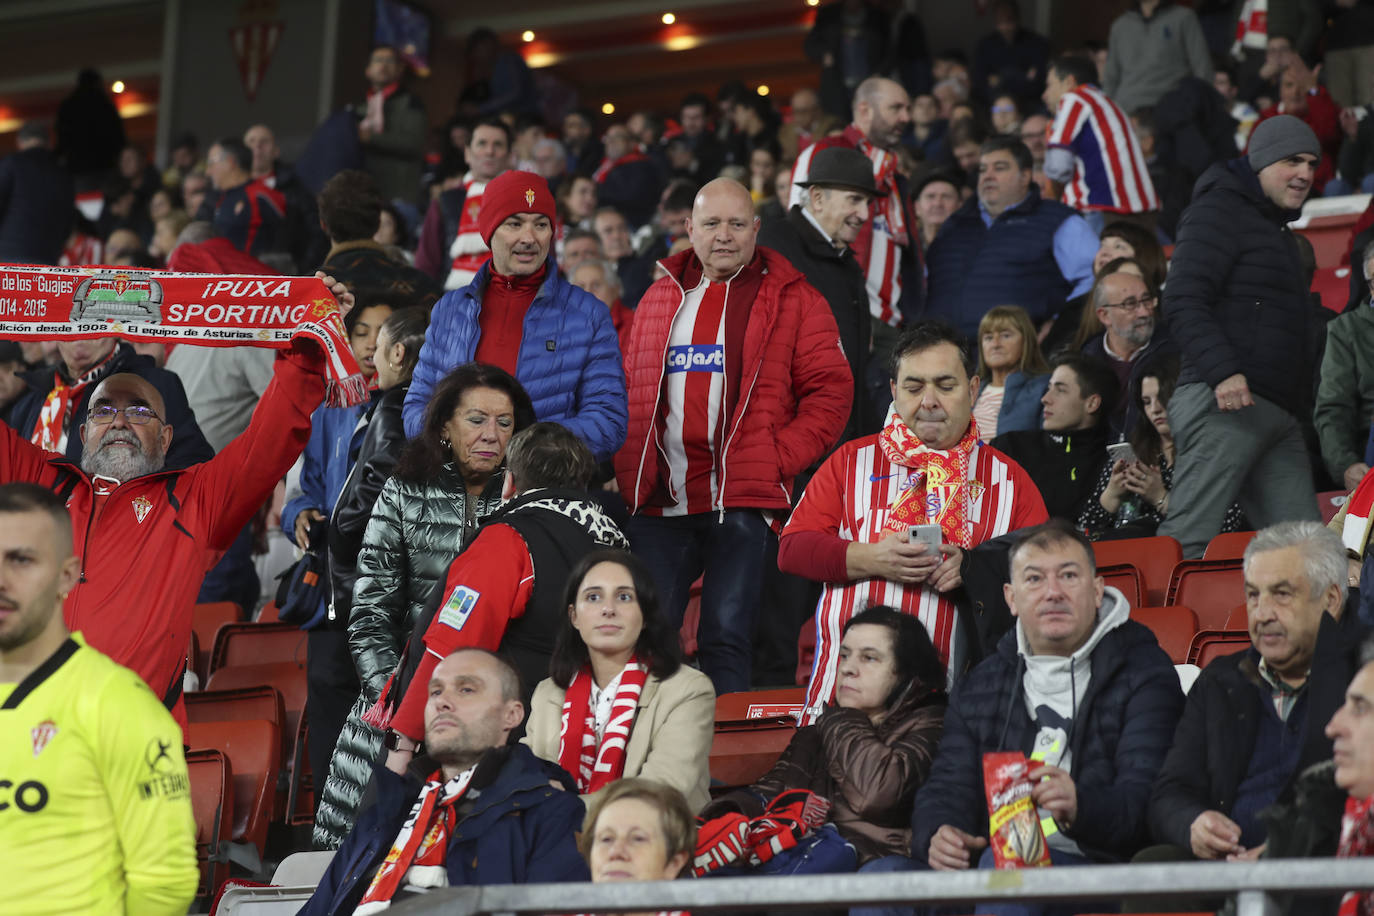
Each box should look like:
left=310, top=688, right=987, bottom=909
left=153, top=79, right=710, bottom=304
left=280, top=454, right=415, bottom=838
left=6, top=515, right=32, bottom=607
left=477, top=170, right=558, bottom=245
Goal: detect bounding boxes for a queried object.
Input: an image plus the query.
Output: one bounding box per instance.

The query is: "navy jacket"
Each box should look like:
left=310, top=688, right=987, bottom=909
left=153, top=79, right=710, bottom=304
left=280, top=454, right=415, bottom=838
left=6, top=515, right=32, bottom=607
left=976, top=370, right=1048, bottom=438
left=0, top=147, right=74, bottom=265
left=1163, top=158, right=1311, bottom=416
left=7, top=342, right=214, bottom=471
left=300, top=745, right=588, bottom=916
left=402, top=261, right=628, bottom=462
left=911, top=617, right=1183, bottom=863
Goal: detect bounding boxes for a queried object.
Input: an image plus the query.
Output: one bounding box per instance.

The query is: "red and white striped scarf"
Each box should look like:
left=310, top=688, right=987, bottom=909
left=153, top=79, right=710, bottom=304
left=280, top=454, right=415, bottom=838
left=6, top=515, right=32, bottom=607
left=557, top=659, right=647, bottom=794
left=0, top=265, right=366, bottom=408
left=878, top=404, right=980, bottom=549
left=1338, top=794, right=1374, bottom=916
left=31, top=346, right=118, bottom=453
left=447, top=175, right=489, bottom=290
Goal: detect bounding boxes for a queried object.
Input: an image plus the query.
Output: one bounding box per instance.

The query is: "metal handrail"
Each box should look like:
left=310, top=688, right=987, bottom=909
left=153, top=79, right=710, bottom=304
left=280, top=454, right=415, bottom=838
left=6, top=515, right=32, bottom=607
left=385, top=859, right=1374, bottom=916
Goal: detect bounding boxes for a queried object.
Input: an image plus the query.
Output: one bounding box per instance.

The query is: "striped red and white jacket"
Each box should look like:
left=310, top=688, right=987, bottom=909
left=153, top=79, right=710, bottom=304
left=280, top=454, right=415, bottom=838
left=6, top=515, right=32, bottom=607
left=1047, top=85, right=1159, bottom=215
left=784, top=433, right=1047, bottom=723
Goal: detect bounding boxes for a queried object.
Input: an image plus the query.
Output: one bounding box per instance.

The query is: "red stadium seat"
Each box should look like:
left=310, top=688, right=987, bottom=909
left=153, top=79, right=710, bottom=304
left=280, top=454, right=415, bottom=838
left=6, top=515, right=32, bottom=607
left=1130, top=605, right=1199, bottom=665
left=206, top=660, right=308, bottom=824
left=286, top=713, right=315, bottom=827
left=1187, top=629, right=1251, bottom=668
left=1167, top=559, right=1244, bottom=630
left=1094, top=536, right=1182, bottom=607
left=186, top=686, right=289, bottom=819
left=796, top=616, right=816, bottom=687
left=186, top=748, right=234, bottom=900
left=1203, top=531, right=1256, bottom=561
left=193, top=601, right=242, bottom=681
left=188, top=719, right=282, bottom=856
left=1320, top=490, right=1348, bottom=524
left=254, top=602, right=281, bottom=624
left=1312, top=265, right=1352, bottom=312
left=1224, top=603, right=1249, bottom=630
left=709, top=719, right=796, bottom=791
left=1296, top=210, right=1363, bottom=270
left=1098, top=563, right=1143, bottom=608
left=716, top=688, right=806, bottom=722
left=209, top=622, right=306, bottom=674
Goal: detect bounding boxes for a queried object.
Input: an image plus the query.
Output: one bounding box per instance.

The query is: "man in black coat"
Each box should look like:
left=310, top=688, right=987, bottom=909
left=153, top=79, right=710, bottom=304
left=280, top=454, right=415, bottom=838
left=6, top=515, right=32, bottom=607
left=0, top=122, right=74, bottom=265
left=759, top=146, right=877, bottom=443
left=1160, top=115, right=1324, bottom=558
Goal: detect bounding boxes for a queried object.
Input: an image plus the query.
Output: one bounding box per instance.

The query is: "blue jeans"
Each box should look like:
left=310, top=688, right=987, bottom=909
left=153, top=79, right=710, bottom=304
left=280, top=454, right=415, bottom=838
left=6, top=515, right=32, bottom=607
left=623, top=509, right=772, bottom=694
left=851, top=855, right=919, bottom=916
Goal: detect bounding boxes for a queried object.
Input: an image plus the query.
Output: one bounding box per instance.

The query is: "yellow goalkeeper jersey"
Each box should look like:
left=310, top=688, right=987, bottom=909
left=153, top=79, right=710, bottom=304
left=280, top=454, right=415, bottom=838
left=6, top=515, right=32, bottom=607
left=0, top=633, right=198, bottom=915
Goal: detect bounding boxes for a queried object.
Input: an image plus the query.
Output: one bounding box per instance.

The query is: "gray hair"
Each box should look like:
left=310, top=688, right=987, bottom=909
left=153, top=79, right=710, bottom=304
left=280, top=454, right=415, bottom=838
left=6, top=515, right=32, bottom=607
left=175, top=220, right=216, bottom=247
left=1243, top=521, right=1346, bottom=599
left=532, top=136, right=566, bottom=160
left=573, top=257, right=622, bottom=298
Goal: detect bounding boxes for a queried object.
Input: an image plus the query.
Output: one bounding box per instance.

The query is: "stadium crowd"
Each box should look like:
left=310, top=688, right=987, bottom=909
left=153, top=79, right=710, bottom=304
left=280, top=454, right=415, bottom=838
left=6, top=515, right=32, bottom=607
left=8, top=0, right=1374, bottom=912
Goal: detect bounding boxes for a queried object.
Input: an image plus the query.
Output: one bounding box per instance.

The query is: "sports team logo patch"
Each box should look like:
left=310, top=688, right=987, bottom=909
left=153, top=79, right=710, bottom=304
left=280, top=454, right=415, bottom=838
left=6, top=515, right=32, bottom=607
left=31, top=719, right=57, bottom=757
left=131, top=496, right=152, bottom=524
left=437, top=586, right=480, bottom=632
left=524, top=187, right=536, bottom=206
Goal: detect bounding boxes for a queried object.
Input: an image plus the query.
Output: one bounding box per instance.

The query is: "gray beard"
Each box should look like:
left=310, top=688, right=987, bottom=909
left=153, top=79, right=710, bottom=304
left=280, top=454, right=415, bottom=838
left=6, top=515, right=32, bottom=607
left=80, top=432, right=165, bottom=482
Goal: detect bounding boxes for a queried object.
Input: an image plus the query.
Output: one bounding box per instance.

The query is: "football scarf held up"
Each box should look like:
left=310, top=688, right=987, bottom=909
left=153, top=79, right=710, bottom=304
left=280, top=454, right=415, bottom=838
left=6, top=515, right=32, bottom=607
left=0, top=265, right=367, bottom=407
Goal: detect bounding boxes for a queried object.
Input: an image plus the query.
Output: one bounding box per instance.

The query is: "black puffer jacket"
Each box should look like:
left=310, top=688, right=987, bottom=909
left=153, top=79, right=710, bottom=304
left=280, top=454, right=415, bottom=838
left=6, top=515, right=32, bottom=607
left=1163, top=158, right=1311, bottom=415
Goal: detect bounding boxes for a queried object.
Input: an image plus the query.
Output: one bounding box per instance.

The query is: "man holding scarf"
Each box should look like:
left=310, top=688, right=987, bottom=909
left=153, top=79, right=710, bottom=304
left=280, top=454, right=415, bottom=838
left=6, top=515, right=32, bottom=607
left=300, top=649, right=587, bottom=916
left=781, top=321, right=1048, bottom=724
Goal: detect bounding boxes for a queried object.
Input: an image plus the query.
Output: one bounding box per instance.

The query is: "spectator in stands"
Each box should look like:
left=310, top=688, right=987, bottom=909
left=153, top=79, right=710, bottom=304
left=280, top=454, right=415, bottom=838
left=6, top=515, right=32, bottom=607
left=1317, top=241, right=1374, bottom=492
left=302, top=649, right=587, bottom=915
left=595, top=124, right=664, bottom=229
left=1215, top=61, right=1261, bottom=152
left=196, top=136, right=286, bottom=258
left=55, top=68, right=125, bottom=184
left=561, top=226, right=604, bottom=276
left=0, top=483, right=198, bottom=915
left=946, top=118, right=988, bottom=187
left=525, top=549, right=715, bottom=811
left=972, top=305, right=1051, bottom=439
left=312, top=363, right=532, bottom=848
left=779, top=87, right=839, bottom=164
left=706, top=606, right=947, bottom=869
left=1044, top=55, right=1160, bottom=230
left=912, top=520, right=1184, bottom=880
left=0, top=121, right=73, bottom=265
left=632, top=181, right=696, bottom=264
left=677, top=92, right=724, bottom=178
left=1256, top=59, right=1342, bottom=194
left=1104, top=0, right=1212, bottom=115
left=594, top=206, right=655, bottom=309
left=925, top=136, right=1097, bottom=341
left=532, top=137, right=567, bottom=189
left=1081, top=265, right=1175, bottom=436
left=461, top=28, right=538, bottom=118
left=1019, top=111, right=1053, bottom=192
left=356, top=44, right=426, bottom=205
left=161, top=131, right=199, bottom=191
left=748, top=138, right=783, bottom=213
left=1160, top=115, right=1324, bottom=558
left=616, top=177, right=851, bottom=695
left=1091, top=221, right=1167, bottom=291
left=804, top=0, right=893, bottom=118
left=992, top=354, right=1117, bottom=521
left=989, top=94, right=1023, bottom=136
left=1145, top=522, right=1363, bottom=863
left=581, top=778, right=697, bottom=882
left=571, top=257, right=634, bottom=353
left=563, top=108, right=604, bottom=176
left=403, top=171, right=628, bottom=463
left=317, top=170, right=439, bottom=309
left=1322, top=637, right=1374, bottom=902
left=1333, top=98, right=1374, bottom=197
left=972, top=0, right=1050, bottom=105
left=0, top=341, right=26, bottom=418
left=181, top=171, right=208, bottom=219
left=726, top=94, right=778, bottom=170
left=416, top=116, right=510, bottom=290
left=912, top=168, right=962, bottom=255
left=557, top=174, right=598, bottom=234
left=243, top=122, right=325, bottom=271
left=759, top=146, right=878, bottom=443
left=782, top=322, right=1048, bottom=720
left=910, top=93, right=948, bottom=162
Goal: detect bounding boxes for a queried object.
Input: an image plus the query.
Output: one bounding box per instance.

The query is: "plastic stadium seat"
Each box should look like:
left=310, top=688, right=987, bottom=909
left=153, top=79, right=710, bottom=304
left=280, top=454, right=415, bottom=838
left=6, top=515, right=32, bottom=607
left=193, top=602, right=242, bottom=681
left=286, top=714, right=314, bottom=827
left=1130, top=606, right=1199, bottom=665
left=709, top=718, right=796, bottom=790
left=1224, top=604, right=1249, bottom=630
left=1094, top=536, right=1182, bottom=607
left=186, top=686, right=289, bottom=818
left=1203, top=531, right=1256, bottom=561
left=187, top=748, right=234, bottom=900
left=716, top=688, right=806, bottom=722
left=209, top=622, right=306, bottom=674
left=188, top=719, right=282, bottom=856
left=796, top=616, right=816, bottom=687
left=1187, top=629, right=1251, bottom=668
left=270, top=850, right=335, bottom=886
left=1167, top=559, right=1244, bottom=630
left=1320, top=490, right=1348, bottom=524
left=206, top=661, right=308, bottom=823
left=1098, top=563, right=1143, bottom=608
left=1312, top=265, right=1351, bottom=312
left=254, top=602, right=281, bottom=624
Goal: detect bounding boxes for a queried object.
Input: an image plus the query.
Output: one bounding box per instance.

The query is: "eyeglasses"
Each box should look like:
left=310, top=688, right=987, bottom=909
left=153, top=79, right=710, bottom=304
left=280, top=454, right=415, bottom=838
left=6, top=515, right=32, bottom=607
left=88, top=405, right=163, bottom=425
left=1101, top=293, right=1157, bottom=313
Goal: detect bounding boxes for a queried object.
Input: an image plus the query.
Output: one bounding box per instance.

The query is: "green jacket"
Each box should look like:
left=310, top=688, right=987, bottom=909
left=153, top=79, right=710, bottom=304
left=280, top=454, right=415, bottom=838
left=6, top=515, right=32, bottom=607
left=1315, top=304, right=1374, bottom=482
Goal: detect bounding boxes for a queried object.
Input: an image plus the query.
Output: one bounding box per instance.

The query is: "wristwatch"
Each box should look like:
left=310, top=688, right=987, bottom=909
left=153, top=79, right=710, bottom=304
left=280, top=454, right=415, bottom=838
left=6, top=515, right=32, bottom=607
left=383, top=729, right=420, bottom=753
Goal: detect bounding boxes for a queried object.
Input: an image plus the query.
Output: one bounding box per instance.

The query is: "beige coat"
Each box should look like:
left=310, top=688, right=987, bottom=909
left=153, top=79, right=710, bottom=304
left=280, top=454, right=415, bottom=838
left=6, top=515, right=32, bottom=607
left=522, top=664, right=716, bottom=813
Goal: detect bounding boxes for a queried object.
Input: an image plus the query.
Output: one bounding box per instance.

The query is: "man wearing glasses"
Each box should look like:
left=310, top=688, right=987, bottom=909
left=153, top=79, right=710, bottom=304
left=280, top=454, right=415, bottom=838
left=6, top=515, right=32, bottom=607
left=1316, top=240, right=1374, bottom=491
left=1083, top=267, right=1176, bottom=437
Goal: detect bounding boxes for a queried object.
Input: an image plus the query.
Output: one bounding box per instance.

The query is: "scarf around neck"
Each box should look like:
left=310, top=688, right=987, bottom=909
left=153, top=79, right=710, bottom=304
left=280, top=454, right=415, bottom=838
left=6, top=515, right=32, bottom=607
left=1338, top=794, right=1374, bottom=916
left=557, top=658, right=648, bottom=793
left=878, top=404, right=979, bottom=548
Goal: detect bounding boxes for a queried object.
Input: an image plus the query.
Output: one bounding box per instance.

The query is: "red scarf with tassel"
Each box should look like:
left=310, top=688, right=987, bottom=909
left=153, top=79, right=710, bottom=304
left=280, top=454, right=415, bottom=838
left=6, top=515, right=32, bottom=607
left=556, top=659, right=648, bottom=794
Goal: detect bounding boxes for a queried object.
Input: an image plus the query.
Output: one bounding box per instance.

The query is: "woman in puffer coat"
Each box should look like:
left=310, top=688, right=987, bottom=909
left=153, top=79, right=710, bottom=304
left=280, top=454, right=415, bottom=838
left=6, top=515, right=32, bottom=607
left=312, top=362, right=536, bottom=848
left=701, top=605, right=947, bottom=868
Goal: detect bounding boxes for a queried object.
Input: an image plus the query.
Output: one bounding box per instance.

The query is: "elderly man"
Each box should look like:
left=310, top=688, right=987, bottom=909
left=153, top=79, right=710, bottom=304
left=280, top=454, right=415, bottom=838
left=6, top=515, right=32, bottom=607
left=594, top=205, right=654, bottom=308
left=782, top=321, right=1047, bottom=721
left=301, top=650, right=587, bottom=915
left=616, top=177, right=852, bottom=694
left=759, top=146, right=877, bottom=443
left=1160, top=115, right=1325, bottom=558
left=910, top=519, right=1183, bottom=894
left=416, top=117, right=511, bottom=290
left=1326, top=638, right=1374, bottom=905
left=594, top=124, right=664, bottom=228
left=195, top=137, right=287, bottom=258
left=403, top=171, right=627, bottom=462
left=571, top=257, right=633, bottom=352
left=356, top=44, right=426, bottom=205
left=1316, top=240, right=1374, bottom=491
left=1082, top=267, right=1175, bottom=436
left=926, top=136, right=1098, bottom=341
left=1147, top=522, right=1364, bottom=863
left=913, top=169, right=962, bottom=254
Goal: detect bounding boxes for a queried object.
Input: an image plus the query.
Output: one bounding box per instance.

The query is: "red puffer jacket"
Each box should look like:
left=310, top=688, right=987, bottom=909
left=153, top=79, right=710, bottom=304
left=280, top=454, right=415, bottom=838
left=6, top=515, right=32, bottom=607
left=614, top=246, right=852, bottom=513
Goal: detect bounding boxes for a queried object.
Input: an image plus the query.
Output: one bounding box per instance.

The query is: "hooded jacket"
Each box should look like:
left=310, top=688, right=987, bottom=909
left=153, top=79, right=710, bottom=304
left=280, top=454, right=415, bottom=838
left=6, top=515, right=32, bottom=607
left=911, top=587, right=1184, bottom=863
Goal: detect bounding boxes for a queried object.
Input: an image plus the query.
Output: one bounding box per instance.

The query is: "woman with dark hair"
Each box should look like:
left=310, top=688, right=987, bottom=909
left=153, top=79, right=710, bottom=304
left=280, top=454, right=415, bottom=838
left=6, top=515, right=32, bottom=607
left=1092, top=220, right=1166, bottom=290
left=1078, top=353, right=1245, bottom=539
left=972, top=304, right=1051, bottom=438
left=701, top=605, right=947, bottom=871
left=556, top=173, right=598, bottom=230
left=524, top=549, right=716, bottom=812
left=313, top=363, right=537, bottom=849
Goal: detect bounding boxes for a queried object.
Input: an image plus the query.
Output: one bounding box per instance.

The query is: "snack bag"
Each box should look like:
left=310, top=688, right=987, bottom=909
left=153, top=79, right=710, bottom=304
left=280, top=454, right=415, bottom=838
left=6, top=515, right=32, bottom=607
left=983, top=751, right=1052, bottom=869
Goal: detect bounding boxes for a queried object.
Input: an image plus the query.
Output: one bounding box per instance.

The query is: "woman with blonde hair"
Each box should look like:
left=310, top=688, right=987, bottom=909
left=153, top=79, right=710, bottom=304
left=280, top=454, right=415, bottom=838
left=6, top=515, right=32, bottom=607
left=580, top=778, right=697, bottom=884
left=971, top=305, right=1051, bottom=438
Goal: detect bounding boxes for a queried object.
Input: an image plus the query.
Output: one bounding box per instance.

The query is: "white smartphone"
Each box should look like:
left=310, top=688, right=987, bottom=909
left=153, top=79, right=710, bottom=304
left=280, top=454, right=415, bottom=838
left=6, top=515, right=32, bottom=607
left=1107, top=442, right=1138, bottom=465
left=908, top=523, right=943, bottom=554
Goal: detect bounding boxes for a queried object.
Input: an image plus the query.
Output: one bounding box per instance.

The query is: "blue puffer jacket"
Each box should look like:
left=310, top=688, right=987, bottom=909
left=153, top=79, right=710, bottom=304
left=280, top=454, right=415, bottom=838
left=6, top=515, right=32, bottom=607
left=976, top=370, right=1048, bottom=437
left=402, top=262, right=628, bottom=462
left=911, top=605, right=1183, bottom=864
left=299, top=745, right=589, bottom=916
left=282, top=400, right=368, bottom=544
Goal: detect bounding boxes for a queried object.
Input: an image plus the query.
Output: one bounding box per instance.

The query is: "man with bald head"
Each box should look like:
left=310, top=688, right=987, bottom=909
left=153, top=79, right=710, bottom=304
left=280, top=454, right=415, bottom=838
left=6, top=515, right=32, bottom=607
left=0, top=275, right=353, bottom=731
left=616, top=177, right=852, bottom=693
left=778, top=87, right=839, bottom=163
left=790, top=76, right=922, bottom=418
left=593, top=123, right=664, bottom=228
left=1082, top=267, right=1175, bottom=436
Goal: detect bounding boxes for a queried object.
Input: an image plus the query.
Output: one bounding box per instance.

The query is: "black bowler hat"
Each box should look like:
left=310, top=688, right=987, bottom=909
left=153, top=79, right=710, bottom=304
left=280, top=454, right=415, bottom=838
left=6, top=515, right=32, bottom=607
left=795, top=147, right=878, bottom=196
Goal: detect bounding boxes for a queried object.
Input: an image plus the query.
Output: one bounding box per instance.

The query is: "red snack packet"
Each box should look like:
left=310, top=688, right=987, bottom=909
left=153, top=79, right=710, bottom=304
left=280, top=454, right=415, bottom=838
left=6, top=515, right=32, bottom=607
left=983, top=751, right=1052, bottom=869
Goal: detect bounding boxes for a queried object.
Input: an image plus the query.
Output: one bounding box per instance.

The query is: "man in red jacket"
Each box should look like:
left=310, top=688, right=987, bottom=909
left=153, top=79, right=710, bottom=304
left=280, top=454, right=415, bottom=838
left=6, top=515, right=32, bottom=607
left=0, top=277, right=349, bottom=731
left=614, top=177, right=852, bottom=693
